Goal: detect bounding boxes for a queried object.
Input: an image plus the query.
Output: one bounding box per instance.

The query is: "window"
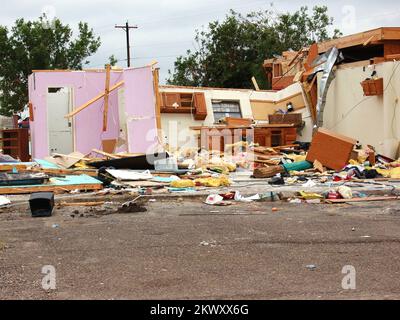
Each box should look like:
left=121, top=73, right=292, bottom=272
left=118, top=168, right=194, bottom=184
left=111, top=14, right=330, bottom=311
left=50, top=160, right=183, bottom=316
left=212, top=100, right=242, bottom=123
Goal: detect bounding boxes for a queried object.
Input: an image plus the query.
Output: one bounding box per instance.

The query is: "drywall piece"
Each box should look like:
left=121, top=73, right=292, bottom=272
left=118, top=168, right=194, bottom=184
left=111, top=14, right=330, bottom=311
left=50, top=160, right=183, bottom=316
left=123, top=67, right=159, bottom=153
left=44, top=152, right=87, bottom=169
left=306, top=128, right=357, bottom=171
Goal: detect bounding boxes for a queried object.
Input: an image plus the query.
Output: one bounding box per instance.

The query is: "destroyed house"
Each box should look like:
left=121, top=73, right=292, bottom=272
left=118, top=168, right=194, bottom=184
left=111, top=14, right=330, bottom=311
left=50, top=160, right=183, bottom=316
left=262, top=27, right=400, bottom=158
left=18, top=27, right=400, bottom=162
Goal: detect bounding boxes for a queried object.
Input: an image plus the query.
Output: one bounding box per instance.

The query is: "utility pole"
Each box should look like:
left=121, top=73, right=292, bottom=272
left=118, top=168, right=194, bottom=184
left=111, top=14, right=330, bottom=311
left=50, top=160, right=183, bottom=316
left=115, top=21, right=138, bottom=67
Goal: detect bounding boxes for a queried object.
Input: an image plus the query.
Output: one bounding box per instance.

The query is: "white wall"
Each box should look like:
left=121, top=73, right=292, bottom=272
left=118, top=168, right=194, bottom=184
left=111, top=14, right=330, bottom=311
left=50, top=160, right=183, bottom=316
left=160, top=84, right=310, bottom=150
left=322, top=61, right=400, bottom=158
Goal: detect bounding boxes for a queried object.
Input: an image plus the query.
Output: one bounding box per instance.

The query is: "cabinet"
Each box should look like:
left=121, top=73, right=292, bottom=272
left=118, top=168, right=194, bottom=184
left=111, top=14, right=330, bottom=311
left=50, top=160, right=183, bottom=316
left=194, top=93, right=207, bottom=120
left=254, top=127, right=297, bottom=147
left=254, top=128, right=271, bottom=147
left=197, top=126, right=297, bottom=152
left=160, top=92, right=208, bottom=120
left=0, top=128, right=30, bottom=161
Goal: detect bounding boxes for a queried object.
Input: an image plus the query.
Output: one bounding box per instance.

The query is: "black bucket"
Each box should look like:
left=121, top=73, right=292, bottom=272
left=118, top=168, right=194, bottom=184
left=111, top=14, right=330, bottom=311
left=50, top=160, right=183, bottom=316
left=29, top=192, right=55, bottom=217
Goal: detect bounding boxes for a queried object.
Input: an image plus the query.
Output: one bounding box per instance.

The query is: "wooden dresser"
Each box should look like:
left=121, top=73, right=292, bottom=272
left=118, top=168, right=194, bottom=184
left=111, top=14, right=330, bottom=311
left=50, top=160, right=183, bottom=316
left=192, top=125, right=297, bottom=151
left=0, top=128, right=30, bottom=162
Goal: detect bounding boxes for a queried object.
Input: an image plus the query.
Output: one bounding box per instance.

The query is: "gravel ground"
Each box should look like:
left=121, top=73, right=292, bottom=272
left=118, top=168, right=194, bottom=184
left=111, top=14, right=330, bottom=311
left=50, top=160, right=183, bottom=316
left=1, top=196, right=400, bottom=300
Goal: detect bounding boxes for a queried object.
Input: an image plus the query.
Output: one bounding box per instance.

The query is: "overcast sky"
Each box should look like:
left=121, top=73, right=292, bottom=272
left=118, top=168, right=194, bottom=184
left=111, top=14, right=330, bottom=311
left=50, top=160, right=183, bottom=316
left=1, top=0, right=400, bottom=83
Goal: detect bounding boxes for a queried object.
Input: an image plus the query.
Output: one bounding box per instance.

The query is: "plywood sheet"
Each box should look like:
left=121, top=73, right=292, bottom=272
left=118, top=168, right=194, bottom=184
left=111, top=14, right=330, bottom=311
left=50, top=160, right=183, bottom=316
left=306, top=128, right=357, bottom=171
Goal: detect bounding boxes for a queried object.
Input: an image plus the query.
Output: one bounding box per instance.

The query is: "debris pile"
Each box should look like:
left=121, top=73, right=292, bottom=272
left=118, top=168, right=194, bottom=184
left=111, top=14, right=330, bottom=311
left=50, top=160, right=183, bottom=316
left=1, top=127, right=400, bottom=213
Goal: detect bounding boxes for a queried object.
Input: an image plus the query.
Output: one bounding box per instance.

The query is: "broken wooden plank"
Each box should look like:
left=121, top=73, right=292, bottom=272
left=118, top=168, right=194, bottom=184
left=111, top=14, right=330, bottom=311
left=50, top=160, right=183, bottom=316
left=326, top=196, right=399, bottom=204
left=363, top=35, right=376, bottom=46
left=251, top=76, right=260, bottom=91
left=20, top=168, right=98, bottom=177
left=254, top=159, right=282, bottom=165
left=0, top=174, right=102, bottom=195
left=313, top=159, right=325, bottom=173
left=0, top=184, right=103, bottom=195
left=60, top=201, right=105, bottom=207
left=0, top=164, right=31, bottom=172
left=65, top=81, right=124, bottom=119
left=92, top=149, right=120, bottom=159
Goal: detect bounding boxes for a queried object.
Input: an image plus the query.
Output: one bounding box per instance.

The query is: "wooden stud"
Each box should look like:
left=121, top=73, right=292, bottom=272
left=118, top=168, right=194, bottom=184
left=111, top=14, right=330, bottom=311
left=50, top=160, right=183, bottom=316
left=153, top=68, right=162, bottom=131
left=103, top=64, right=111, bottom=132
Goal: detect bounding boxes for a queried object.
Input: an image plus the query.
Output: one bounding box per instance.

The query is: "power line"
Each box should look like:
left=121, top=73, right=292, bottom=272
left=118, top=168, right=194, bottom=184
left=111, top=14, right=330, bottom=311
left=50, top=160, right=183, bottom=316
left=115, top=21, right=138, bottom=67
left=95, top=0, right=268, bottom=33
left=89, top=54, right=180, bottom=68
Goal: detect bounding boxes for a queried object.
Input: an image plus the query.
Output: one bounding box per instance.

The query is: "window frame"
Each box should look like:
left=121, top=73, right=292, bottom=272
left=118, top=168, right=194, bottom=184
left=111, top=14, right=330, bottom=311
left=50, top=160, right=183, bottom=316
left=211, top=100, right=242, bottom=124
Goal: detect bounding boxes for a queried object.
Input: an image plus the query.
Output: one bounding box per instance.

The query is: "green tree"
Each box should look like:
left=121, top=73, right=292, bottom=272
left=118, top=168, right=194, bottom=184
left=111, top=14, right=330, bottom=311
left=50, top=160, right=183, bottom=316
left=0, top=15, right=101, bottom=115
left=108, top=54, right=118, bottom=67
left=168, top=6, right=342, bottom=89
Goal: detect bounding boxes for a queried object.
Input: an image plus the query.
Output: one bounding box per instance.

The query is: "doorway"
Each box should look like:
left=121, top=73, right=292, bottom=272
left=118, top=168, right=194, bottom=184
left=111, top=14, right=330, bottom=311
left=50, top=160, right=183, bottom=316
left=47, top=87, right=74, bottom=155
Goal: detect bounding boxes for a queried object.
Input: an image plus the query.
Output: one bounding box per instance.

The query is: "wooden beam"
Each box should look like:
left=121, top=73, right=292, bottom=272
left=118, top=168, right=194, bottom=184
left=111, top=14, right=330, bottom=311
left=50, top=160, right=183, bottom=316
left=147, top=60, right=158, bottom=67
left=386, top=53, right=400, bottom=60
left=317, top=28, right=384, bottom=53
left=251, top=76, right=260, bottom=91
left=20, top=167, right=98, bottom=177
left=60, top=201, right=105, bottom=207
left=153, top=68, right=162, bottom=131
left=326, top=196, right=399, bottom=204
left=103, top=64, right=111, bottom=132
left=0, top=184, right=103, bottom=195
left=363, top=35, right=376, bottom=46
left=65, top=81, right=124, bottom=118
left=288, top=48, right=303, bottom=67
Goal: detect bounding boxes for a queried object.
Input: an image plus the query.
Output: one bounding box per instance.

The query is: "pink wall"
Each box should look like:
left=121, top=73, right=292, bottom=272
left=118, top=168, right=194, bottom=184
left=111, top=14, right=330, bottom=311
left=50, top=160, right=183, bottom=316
left=29, top=67, right=157, bottom=158
left=124, top=67, right=158, bottom=154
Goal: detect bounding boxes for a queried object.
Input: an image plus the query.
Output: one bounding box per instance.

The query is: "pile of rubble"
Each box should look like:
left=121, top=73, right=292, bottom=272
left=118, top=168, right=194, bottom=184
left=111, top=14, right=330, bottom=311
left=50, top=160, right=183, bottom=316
left=1, top=127, right=400, bottom=215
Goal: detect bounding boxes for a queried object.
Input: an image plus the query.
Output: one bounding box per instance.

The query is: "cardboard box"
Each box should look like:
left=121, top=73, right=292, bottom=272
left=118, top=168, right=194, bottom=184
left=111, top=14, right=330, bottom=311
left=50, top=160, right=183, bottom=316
left=306, top=128, right=357, bottom=171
